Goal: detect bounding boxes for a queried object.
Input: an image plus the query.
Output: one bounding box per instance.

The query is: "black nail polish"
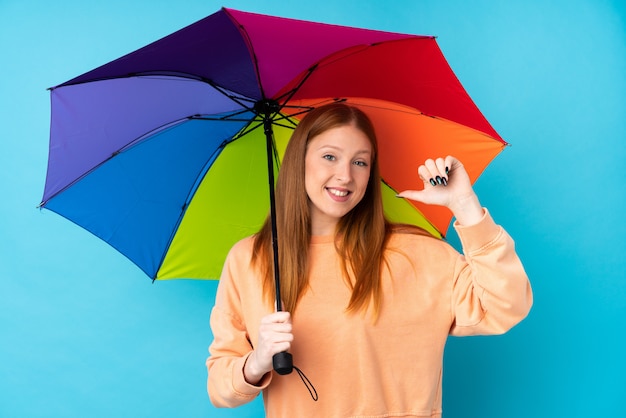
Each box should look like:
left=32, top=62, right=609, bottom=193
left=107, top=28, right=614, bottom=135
left=429, top=178, right=437, bottom=186
left=445, top=166, right=449, bottom=175
left=436, top=176, right=443, bottom=185
left=442, top=177, right=448, bottom=186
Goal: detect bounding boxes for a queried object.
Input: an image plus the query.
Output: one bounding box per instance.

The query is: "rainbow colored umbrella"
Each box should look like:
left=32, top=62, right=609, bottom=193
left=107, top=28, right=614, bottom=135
left=40, top=8, right=506, bottom=285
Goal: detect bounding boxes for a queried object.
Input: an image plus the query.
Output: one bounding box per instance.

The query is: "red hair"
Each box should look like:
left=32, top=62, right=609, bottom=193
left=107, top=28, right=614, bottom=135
left=252, top=103, right=424, bottom=318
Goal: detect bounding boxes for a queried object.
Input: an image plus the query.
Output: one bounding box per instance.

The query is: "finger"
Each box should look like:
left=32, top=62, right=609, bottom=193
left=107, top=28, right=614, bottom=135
left=445, top=156, right=462, bottom=174
left=273, top=322, right=294, bottom=335
left=260, top=322, right=293, bottom=336
left=417, top=165, right=436, bottom=187
left=270, top=331, right=294, bottom=344
left=259, top=325, right=293, bottom=342
left=444, top=156, right=455, bottom=173
left=396, top=189, right=425, bottom=202
left=434, top=158, right=448, bottom=186
left=262, top=311, right=291, bottom=324
left=270, top=341, right=292, bottom=356
left=261, top=333, right=293, bottom=350
left=424, top=159, right=445, bottom=186
left=434, top=157, right=446, bottom=174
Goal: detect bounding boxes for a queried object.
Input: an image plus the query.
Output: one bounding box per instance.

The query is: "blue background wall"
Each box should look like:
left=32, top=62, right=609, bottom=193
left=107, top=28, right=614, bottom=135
left=1, top=0, right=624, bottom=417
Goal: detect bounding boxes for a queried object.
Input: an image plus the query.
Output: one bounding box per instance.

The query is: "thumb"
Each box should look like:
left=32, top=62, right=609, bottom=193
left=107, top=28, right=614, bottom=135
left=275, top=300, right=288, bottom=313
left=396, top=189, right=427, bottom=203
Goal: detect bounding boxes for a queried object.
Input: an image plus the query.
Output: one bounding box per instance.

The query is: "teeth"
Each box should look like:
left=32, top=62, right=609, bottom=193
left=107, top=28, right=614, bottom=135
left=329, top=189, right=348, bottom=197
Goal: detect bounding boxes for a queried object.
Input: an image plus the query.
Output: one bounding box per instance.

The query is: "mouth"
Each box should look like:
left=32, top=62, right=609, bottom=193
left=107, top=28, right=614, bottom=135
left=326, top=187, right=350, bottom=198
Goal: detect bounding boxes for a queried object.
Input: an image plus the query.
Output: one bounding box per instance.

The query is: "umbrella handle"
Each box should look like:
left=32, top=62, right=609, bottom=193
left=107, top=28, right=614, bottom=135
left=273, top=352, right=318, bottom=401
left=273, top=351, right=293, bottom=375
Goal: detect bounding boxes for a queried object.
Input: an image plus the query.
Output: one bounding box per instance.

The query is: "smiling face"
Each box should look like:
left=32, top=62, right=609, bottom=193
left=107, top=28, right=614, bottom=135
left=304, top=123, right=373, bottom=235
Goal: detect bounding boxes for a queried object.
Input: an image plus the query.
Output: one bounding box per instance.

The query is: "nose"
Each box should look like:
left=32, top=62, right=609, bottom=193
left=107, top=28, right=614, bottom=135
left=335, top=161, right=353, bottom=183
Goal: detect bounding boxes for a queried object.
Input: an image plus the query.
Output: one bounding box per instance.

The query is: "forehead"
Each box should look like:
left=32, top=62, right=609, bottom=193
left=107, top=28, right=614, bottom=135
left=307, top=124, right=373, bottom=152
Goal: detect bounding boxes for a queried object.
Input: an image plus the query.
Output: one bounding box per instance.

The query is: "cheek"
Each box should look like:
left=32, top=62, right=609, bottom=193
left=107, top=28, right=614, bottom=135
left=303, top=158, right=313, bottom=191
left=357, top=170, right=372, bottom=192
left=304, top=166, right=317, bottom=198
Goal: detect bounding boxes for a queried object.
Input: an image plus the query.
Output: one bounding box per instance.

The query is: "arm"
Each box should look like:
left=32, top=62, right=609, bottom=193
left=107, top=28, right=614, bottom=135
left=206, top=240, right=294, bottom=407
left=207, top=305, right=271, bottom=408
left=397, top=156, right=532, bottom=335
left=449, top=209, right=533, bottom=335
left=206, top=242, right=271, bottom=408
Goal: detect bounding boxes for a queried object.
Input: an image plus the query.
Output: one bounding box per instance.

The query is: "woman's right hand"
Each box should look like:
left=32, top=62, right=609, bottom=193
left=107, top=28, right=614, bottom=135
left=244, top=311, right=293, bottom=384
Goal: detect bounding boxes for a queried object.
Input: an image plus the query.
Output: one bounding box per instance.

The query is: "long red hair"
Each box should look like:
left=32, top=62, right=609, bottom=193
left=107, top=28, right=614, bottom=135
left=252, top=103, right=420, bottom=318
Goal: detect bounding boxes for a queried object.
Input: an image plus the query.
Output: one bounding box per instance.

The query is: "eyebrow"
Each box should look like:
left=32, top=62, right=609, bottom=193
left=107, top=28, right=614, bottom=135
left=315, top=144, right=372, bottom=156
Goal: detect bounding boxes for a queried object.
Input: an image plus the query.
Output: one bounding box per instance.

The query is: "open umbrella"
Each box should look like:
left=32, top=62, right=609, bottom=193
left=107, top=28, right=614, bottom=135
left=40, top=7, right=506, bottom=373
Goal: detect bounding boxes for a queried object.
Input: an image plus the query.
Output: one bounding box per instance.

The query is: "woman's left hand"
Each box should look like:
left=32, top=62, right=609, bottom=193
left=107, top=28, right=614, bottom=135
left=396, top=156, right=485, bottom=226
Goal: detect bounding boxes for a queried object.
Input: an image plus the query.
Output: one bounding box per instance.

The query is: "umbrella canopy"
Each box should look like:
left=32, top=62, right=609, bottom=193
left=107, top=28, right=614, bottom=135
left=40, top=7, right=506, bottom=283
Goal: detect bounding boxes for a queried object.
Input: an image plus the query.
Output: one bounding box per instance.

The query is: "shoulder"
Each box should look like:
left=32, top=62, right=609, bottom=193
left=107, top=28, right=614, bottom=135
left=217, top=235, right=264, bottom=298
left=382, top=227, right=461, bottom=282
left=220, top=235, right=259, bottom=279
left=387, top=224, right=447, bottom=247
left=386, top=225, right=458, bottom=259
left=214, top=235, right=267, bottom=324
left=226, top=235, right=257, bottom=260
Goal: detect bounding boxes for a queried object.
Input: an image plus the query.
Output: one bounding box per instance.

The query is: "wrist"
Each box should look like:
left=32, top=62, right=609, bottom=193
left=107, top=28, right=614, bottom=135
left=243, top=352, right=264, bottom=385
left=449, top=192, right=483, bottom=226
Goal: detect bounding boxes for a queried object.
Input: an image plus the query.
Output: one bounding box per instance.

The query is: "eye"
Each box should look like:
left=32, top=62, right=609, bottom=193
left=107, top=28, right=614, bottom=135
left=354, top=160, right=368, bottom=167
left=322, top=154, right=336, bottom=161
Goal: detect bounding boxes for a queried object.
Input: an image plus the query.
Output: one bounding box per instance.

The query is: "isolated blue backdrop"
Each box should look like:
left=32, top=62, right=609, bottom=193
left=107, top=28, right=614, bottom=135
left=1, top=0, right=624, bottom=417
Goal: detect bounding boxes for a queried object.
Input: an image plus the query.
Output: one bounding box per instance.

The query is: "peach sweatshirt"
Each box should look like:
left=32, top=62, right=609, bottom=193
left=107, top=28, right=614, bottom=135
left=207, top=210, right=532, bottom=417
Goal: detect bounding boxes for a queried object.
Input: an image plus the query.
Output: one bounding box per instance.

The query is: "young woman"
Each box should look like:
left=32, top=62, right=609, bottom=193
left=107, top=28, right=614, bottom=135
left=207, top=103, right=532, bottom=417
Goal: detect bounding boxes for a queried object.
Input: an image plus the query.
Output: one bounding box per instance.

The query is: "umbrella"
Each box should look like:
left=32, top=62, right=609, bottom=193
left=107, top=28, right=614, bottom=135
left=40, top=8, right=506, bottom=372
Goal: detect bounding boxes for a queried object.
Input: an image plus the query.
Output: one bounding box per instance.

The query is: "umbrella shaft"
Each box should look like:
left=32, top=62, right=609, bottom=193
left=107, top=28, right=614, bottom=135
left=262, top=113, right=283, bottom=312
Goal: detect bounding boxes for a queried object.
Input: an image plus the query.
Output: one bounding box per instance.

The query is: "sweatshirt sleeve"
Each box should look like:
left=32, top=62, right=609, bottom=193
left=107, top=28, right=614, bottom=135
left=206, top=243, right=272, bottom=408
left=449, top=209, right=533, bottom=336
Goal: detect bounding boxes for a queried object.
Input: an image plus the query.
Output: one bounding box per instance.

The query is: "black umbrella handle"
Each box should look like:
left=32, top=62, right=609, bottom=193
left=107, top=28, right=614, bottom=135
left=273, top=353, right=318, bottom=401
left=272, top=351, right=293, bottom=375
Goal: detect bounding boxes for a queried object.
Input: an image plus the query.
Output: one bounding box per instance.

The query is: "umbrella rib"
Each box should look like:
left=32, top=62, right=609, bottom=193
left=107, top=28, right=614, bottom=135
left=190, top=108, right=254, bottom=122
left=271, top=121, right=297, bottom=130
left=314, top=37, right=431, bottom=72
left=53, top=71, right=236, bottom=89
left=155, top=138, right=233, bottom=280
left=277, top=98, right=346, bottom=121
left=269, top=112, right=299, bottom=128
left=62, top=70, right=260, bottom=116
left=202, top=79, right=257, bottom=112
left=274, top=63, right=318, bottom=106
left=347, top=99, right=506, bottom=142
left=41, top=110, right=253, bottom=207
left=39, top=117, right=195, bottom=206
left=223, top=9, right=267, bottom=100
left=231, top=119, right=263, bottom=141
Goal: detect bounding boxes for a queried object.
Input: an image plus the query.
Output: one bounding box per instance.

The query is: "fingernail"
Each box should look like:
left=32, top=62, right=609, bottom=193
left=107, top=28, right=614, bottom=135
left=445, top=166, right=449, bottom=175
left=436, top=176, right=443, bottom=185
left=429, top=178, right=437, bottom=186
left=442, top=177, right=448, bottom=186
